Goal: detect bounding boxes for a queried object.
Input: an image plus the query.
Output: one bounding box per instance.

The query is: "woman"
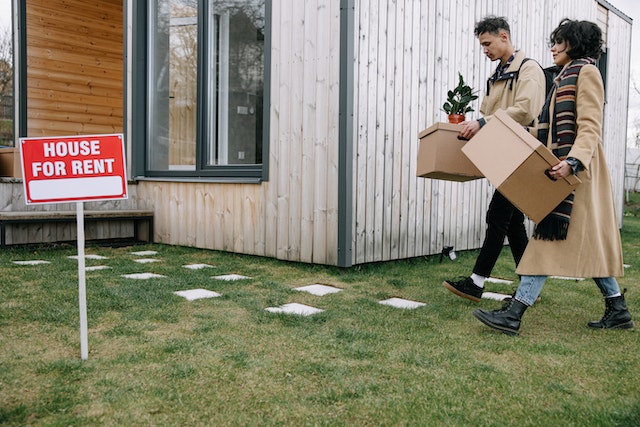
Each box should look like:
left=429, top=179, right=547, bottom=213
left=473, top=18, right=634, bottom=335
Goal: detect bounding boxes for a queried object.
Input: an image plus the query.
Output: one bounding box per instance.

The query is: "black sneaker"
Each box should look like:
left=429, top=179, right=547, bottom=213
left=443, top=276, right=483, bottom=302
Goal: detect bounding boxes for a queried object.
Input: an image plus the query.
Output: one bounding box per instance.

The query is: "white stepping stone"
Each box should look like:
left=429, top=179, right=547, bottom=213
left=551, top=276, right=584, bottom=281
left=183, top=263, right=215, bottom=270
left=378, top=298, right=426, bottom=309
left=85, top=265, right=111, bottom=271
left=294, top=284, right=342, bottom=296
left=486, top=277, right=513, bottom=284
left=68, top=254, right=109, bottom=260
left=174, top=288, right=221, bottom=301
left=482, top=292, right=511, bottom=301
left=134, top=258, right=160, bottom=264
left=130, top=250, right=158, bottom=256
left=265, top=303, right=324, bottom=316
left=12, top=260, right=50, bottom=265
left=212, top=274, right=251, bottom=281
left=122, top=273, right=166, bottom=279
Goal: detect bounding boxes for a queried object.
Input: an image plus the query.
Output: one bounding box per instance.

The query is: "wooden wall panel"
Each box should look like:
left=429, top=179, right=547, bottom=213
left=350, top=0, right=630, bottom=265
left=136, top=1, right=340, bottom=264
left=128, top=0, right=628, bottom=267
left=0, top=181, right=142, bottom=245
left=124, top=0, right=630, bottom=266
left=26, top=0, right=123, bottom=137
left=275, top=0, right=293, bottom=260
left=19, top=0, right=629, bottom=263
left=602, top=11, right=632, bottom=225
left=136, top=181, right=265, bottom=255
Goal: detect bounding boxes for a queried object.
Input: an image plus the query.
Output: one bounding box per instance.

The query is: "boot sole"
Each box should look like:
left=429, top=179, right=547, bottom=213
left=588, top=320, right=635, bottom=329
left=613, top=320, right=635, bottom=329
left=442, top=281, right=481, bottom=302
left=473, top=309, right=519, bottom=336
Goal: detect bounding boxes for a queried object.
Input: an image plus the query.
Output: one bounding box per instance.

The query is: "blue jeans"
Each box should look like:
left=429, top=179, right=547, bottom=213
left=515, top=275, right=621, bottom=306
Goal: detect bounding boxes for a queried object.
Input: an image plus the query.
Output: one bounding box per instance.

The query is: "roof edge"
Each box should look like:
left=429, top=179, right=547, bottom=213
left=598, top=0, right=633, bottom=25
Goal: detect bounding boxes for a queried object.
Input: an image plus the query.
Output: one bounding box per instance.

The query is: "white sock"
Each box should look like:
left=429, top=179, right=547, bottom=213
left=606, top=293, right=621, bottom=298
left=471, top=273, right=486, bottom=288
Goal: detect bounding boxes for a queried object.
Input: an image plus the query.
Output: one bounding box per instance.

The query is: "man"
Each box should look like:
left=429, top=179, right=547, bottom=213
left=443, top=16, right=546, bottom=302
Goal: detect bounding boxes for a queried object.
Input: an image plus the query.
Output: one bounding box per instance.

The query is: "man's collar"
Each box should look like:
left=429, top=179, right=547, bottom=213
left=500, top=50, right=519, bottom=67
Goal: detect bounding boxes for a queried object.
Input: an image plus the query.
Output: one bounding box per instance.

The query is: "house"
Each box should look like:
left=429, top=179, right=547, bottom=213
left=4, top=0, right=633, bottom=266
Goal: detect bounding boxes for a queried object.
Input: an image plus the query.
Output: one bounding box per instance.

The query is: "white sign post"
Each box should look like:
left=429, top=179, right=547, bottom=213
left=20, top=134, right=128, bottom=360
left=76, top=202, right=88, bottom=359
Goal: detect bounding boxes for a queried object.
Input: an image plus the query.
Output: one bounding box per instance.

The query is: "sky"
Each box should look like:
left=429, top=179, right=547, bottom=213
left=0, top=1, right=9, bottom=33
left=0, top=0, right=637, bottom=144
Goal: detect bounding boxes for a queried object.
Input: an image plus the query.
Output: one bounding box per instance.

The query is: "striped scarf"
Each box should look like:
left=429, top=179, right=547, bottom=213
left=533, top=58, right=594, bottom=241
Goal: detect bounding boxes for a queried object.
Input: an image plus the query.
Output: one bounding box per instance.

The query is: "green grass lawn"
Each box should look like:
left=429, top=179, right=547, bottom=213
left=1, top=207, right=639, bottom=426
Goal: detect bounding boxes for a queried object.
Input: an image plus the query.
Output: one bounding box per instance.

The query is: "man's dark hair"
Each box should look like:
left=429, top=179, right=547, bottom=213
left=549, top=18, right=603, bottom=59
left=474, top=16, right=510, bottom=37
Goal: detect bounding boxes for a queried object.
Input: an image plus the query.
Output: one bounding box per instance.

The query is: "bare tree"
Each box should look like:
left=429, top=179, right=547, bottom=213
left=0, top=25, right=12, bottom=145
left=0, top=26, right=11, bottom=97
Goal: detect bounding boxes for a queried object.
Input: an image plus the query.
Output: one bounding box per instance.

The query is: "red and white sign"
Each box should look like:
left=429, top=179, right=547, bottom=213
left=20, top=134, right=128, bottom=204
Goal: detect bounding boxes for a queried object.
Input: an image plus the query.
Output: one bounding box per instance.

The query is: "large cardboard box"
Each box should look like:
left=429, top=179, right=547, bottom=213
left=416, top=122, right=483, bottom=182
left=461, top=110, right=581, bottom=224
left=0, top=148, right=22, bottom=178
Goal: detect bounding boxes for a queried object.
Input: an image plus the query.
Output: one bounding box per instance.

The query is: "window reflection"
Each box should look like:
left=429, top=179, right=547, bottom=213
left=148, top=0, right=265, bottom=173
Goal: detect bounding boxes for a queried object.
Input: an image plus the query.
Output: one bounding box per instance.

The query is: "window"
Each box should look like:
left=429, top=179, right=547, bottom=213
left=0, top=24, right=12, bottom=146
left=146, top=0, right=267, bottom=179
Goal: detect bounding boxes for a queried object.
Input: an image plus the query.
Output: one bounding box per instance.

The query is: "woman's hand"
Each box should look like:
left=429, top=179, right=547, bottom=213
left=549, top=160, right=572, bottom=180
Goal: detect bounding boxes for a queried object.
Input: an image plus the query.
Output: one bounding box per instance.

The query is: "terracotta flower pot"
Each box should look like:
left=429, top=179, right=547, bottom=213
left=447, top=114, right=465, bottom=124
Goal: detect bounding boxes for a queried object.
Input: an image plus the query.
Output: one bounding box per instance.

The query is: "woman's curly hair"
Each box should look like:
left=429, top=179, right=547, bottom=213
left=549, top=18, right=603, bottom=60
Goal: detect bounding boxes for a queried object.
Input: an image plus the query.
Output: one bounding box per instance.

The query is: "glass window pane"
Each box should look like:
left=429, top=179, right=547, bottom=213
left=206, top=0, right=264, bottom=166
left=148, top=0, right=198, bottom=171
left=147, top=0, right=265, bottom=174
left=0, top=25, right=12, bottom=146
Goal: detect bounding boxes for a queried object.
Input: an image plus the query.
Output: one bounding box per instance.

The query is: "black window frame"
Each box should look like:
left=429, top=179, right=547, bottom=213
left=130, top=0, right=271, bottom=182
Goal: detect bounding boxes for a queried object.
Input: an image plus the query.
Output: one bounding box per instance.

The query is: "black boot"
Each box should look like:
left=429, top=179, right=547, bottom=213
left=588, top=293, right=634, bottom=329
left=473, top=298, right=528, bottom=336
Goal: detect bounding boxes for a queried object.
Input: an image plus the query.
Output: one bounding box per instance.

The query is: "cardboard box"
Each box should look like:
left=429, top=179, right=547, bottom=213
left=416, top=122, right=483, bottom=182
left=461, top=110, right=581, bottom=224
left=0, top=147, right=21, bottom=178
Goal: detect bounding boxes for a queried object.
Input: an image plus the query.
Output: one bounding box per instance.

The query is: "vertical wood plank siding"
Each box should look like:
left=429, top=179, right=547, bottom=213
left=350, top=0, right=630, bottom=265
left=26, top=0, right=123, bottom=136
left=601, top=10, right=632, bottom=225
left=14, top=0, right=127, bottom=243
left=131, top=0, right=629, bottom=266
left=138, top=0, right=341, bottom=265
left=0, top=181, right=142, bottom=244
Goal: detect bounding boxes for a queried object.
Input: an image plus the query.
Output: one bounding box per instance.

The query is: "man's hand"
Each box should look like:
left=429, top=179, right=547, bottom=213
left=458, top=120, right=481, bottom=140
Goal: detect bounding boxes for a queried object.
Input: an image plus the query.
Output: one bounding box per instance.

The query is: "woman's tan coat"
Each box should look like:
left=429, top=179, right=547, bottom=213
left=516, top=64, right=624, bottom=278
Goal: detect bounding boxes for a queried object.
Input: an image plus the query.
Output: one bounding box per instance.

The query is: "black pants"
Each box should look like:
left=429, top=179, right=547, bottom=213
left=473, top=190, right=528, bottom=277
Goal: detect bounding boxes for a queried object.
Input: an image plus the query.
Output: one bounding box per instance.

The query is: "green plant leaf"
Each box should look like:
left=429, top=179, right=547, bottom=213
left=442, top=72, right=479, bottom=115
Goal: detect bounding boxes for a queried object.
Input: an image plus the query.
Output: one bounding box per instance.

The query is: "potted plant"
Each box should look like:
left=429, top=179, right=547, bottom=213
left=442, top=73, right=479, bottom=124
